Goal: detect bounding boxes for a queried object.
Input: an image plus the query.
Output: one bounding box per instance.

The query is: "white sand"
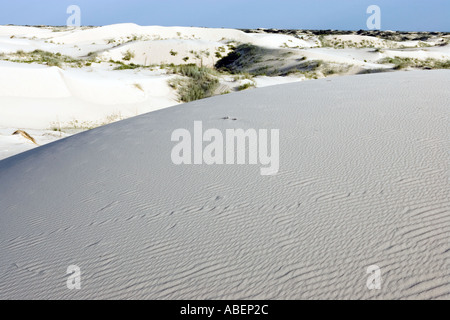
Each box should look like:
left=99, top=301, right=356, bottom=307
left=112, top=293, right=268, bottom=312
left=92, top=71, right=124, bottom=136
left=0, top=70, right=448, bottom=299
left=0, top=24, right=318, bottom=159
left=1, top=24, right=449, bottom=160
left=0, top=127, right=70, bottom=160
left=0, top=61, right=179, bottom=129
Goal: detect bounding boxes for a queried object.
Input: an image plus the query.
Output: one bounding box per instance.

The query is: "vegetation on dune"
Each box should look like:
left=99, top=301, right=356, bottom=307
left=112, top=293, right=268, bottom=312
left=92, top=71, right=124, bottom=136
left=49, top=112, right=125, bottom=131
left=122, top=50, right=135, bottom=61
left=1, top=36, right=448, bottom=108
left=112, top=61, right=141, bottom=70
left=317, top=35, right=387, bottom=49
left=3, top=49, right=93, bottom=68
left=378, top=57, right=450, bottom=70
left=231, top=72, right=254, bottom=81
left=133, top=83, right=144, bottom=91
left=1, top=49, right=149, bottom=71
left=315, top=34, right=438, bottom=50
left=168, top=64, right=219, bottom=102
left=215, top=44, right=264, bottom=73
left=237, top=82, right=255, bottom=91
left=216, top=44, right=347, bottom=79
left=216, top=44, right=285, bottom=76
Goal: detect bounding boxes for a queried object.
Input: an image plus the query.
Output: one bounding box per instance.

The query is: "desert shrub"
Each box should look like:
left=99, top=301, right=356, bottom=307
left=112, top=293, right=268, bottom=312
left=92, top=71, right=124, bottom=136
left=113, top=62, right=140, bottom=70
left=133, top=83, right=144, bottom=91
left=232, top=73, right=253, bottom=81
left=122, top=50, right=135, bottom=61
left=432, top=59, right=450, bottom=68
left=87, top=51, right=98, bottom=59
left=168, top=64, right=219, bottom=102
left=379, top=56, right=450, bottom=70
left=237, top=82, right=255, bottom=91
left=8, top=49, right=82, bottom=67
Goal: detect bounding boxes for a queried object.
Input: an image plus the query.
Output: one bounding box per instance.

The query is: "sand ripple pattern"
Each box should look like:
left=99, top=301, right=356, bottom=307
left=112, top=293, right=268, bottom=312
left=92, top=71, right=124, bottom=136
left=0, top=70, right=449, bottom=299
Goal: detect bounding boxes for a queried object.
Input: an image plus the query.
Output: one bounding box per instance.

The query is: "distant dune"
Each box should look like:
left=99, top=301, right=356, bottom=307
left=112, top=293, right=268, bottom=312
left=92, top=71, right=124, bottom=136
left=1, top=24, right=449, bottom=159
left=0, top=70, right=448, bottom=299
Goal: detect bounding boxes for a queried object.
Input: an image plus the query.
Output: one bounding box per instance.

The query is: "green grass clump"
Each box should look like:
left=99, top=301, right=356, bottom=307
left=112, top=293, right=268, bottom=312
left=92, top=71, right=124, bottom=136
left=232, top=72, right=254, bottom=81
left=169, top=64, right=219, bottom=78
left=237, top=82, right=255, bottom=91
left=11, top=49, right=85, bottom=67
left=168, top=64, right=219, bottom=102
left=2, top=50, right=95, bottom=68
left=434, top=60, right=450, bottom=68
left=122, top=50, right=135, bottom=61
left=113, top=62, right=140, bottom=70
left=379, top=56, right=450, bottom=70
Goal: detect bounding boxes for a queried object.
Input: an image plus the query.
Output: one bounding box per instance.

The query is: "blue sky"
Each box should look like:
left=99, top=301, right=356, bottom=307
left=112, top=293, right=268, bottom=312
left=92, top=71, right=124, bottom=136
left=0, top=0, right=448, bottom=31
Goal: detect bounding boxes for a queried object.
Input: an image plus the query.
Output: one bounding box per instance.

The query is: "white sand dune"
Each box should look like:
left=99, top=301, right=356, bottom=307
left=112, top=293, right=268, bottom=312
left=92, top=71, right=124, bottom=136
left=0, top=26, right=52, bottom=38
left=0, top=24, right=324, bottom=158
left=1, top=25, right=449, bottom=155
left=102, top=39, right=226, bottom=67
left=0, top=70, right=448, bottom=299
left=45, top=24, right=314, bottom=49
left=0, top=60, right=179, bottom=129
left=383, top=47, right=450, bottom=61
left=0, top=127, right=67, bottom=160
left=0, top=24, right=312, bottom=51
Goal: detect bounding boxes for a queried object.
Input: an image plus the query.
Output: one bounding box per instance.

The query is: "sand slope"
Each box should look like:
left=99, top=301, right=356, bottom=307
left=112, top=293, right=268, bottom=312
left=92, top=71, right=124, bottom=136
left=0, top=60, right=179, bottom=129
left=2, top=24, right=450, bottom=160
left=0, top=70, right=448, bottom=299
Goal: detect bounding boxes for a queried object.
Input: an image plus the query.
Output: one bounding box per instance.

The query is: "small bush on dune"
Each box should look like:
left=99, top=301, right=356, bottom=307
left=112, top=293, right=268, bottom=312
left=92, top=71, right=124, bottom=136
left=168, top=64, right=219, bottom=102
left=433, top=60, right=450, bottom=68
left=87, top=51, right=98, bottom=59
left=379, top=56, right=450, bottom=70
left=6, top=49, right=83, bottom=67
left=232, top=72, right=253, bottom=81
left=237, top=82, right=255, bottom=91
left=169, top=64, right=219, bottom=78
left=122, top=50, right=135, bottom=61
left=113, top=62, right=140, bottom=70
left=16, top=50, right=26, bottom=56
left=133, top=83, right=144, bottom=91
